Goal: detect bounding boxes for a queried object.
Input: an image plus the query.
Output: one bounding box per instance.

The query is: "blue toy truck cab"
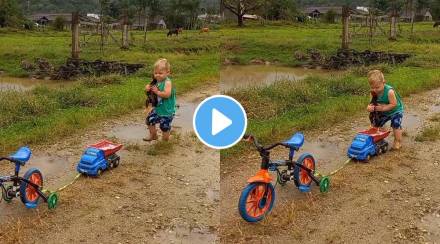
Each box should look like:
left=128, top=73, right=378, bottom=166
left=77, top=148, right=108, bottom=176
left=347, top=134, right=376, bottom=161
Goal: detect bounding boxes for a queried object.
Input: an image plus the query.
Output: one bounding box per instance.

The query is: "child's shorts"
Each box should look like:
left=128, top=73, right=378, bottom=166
left=146, top=109, right=174, bottom=132
left=370, top=112, right=403, bottom=129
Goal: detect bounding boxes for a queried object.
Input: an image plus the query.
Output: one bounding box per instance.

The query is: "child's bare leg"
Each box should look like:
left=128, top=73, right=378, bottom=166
left=162, top=131, right=170, bottom=141
left=393, top=128, right=402, bottom=149
left=144, top=125, right=158, bottom=141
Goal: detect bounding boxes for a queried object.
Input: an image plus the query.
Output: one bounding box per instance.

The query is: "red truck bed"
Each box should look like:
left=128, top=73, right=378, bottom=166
left=359, top=128, right=391, bottom=143
left=89, top=140, right=123, bottom=157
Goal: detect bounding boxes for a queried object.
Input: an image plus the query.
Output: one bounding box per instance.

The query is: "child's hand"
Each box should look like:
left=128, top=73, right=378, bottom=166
left=151, top=86, right=159, bottom=94
left=145, top=84, right=151, bottom=92
left=367, top=104, right=375, bottom=112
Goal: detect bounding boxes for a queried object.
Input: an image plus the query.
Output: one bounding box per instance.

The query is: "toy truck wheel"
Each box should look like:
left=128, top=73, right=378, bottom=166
left=113, top=158, right=120, bottom=168
left=382, top=144, right=388, bottom=153
left=96, top=169, right=103, bottom=177
left=376, top=145, right=382, bottom=154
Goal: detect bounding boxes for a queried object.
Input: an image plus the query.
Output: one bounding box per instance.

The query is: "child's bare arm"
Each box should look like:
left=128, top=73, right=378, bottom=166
left=376, top=90, right=397, bottom=112
left=153, top=81, right=172, bottom=98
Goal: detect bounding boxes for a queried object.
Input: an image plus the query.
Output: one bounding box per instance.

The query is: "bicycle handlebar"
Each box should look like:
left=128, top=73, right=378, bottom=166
left=243, top=134, right=288, bottom=152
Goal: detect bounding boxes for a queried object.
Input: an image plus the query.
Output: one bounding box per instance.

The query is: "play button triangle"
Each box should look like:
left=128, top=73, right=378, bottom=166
left=212, top=108, right=232, bottom=136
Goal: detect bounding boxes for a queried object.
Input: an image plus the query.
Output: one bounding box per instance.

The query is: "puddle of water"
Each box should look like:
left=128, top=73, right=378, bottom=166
left=430, top=104, right=440, bottom=113
left=220, top=65, right=343, bottom=92
left=155, top=225, right=217, bottom=244
left=110, top=101, right=198, bottom=142
left=206, top=189, right=219, bottom=203
left=0, top=76, right=75, bottom=92
left=404, top=113, right=423, bottom=132
left=173, top=101, right=198, bottom=132
left=300, top=140, right=346, bottom=175
left=109, top=124, right=147, bottom=143
left=419, top=212, right=440, bottom=242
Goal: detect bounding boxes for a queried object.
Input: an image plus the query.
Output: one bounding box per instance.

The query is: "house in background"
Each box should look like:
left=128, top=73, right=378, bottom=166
left=400, top=8, right=433, bottom=22
left=130, top=15, right=167, bottom=30
left=303, top=6, right=343, bottom=20
left=29, top=13, right=72, bottom=29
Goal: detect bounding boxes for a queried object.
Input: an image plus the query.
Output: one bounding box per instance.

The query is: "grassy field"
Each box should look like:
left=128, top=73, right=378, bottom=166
left=0, top=29, right=219, bottom=154
left=221, top=21, right=440, bottom=68
left=221, top=22, right=440, bottom=158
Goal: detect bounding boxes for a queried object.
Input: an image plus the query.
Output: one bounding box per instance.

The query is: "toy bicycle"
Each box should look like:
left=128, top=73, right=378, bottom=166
left=238, top=133, right=330, bottom=223
left=0, top=147, right=58, bottom=209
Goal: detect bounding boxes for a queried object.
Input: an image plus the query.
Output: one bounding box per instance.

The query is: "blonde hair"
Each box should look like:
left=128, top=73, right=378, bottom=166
left=368, top=70, right=385, bottom=84
left=154, top=58, right=170, bottom=72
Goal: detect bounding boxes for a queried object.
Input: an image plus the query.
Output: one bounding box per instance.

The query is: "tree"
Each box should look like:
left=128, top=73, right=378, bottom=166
left=165, top=0, right=201, bottom=30
left=53, top=16, right=66, bottom=31
left=433, top=0, right=440, bottom=20
left=222, top=0, right=264, bottom=27
left=0, top=0, right=23, bottom=27
left=263, top=0, right=297, bottom=21
left=324, top=9, right=337, bottom=23
left=371, top=0, right=390, bottom=11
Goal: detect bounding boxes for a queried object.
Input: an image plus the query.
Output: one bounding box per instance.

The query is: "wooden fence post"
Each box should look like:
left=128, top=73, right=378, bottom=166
left=71, top=12, right=80, bottom=59
left=122, top=12, right=129, bottom=50
left=342, top=6, right=350, bottom=50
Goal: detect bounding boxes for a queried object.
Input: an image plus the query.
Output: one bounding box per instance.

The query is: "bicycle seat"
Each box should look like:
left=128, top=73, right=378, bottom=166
left=284, top=133, right=304, bottom=150
left=9, top=147, right=32, bottom=163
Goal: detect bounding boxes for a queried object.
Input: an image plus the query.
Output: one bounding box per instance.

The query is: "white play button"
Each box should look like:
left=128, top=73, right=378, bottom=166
left=211, top=108, right=232, bottom=136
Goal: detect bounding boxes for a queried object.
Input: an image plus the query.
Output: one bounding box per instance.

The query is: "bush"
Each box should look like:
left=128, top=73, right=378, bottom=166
left=23, top=20, right=35, bottom=30
left=53, top=16, right=66, bottom=31
left=323, top=10, right=337, bottom=23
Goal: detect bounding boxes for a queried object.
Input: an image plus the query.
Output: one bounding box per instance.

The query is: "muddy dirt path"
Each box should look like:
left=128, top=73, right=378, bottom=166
left=0, top=83, right=219, bottom=244
left=220, top=88, right=440, bottom=243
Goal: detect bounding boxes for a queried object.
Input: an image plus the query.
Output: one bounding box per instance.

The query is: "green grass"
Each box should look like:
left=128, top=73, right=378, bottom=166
left=416, top=125, right=440, bottom=142
left=221, top=22, right=440, bottom=68
left=0, top=29, right=219, bottom=154
left=416, top=113, right=440, bottom=142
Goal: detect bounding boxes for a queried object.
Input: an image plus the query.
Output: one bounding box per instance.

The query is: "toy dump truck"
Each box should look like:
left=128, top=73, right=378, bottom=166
left=347, top=128, right=390, bottom=161
left=77, top=140, right=123, bottom=176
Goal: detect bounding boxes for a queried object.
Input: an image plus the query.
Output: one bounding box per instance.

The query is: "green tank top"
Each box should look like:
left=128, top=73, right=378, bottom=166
left=377, top=84, right=403, bottom=116
left=155, top=77, right=176, bottom=117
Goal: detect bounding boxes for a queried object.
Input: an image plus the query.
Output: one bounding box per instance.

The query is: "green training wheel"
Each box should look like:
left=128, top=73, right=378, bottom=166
left=319, top=176, right=330, bottom=193
left=47, top=192, right=59, bottom=209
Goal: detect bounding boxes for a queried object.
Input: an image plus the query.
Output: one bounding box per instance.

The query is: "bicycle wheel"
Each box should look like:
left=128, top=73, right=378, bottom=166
left=238, top=182, right=275, bottom=223
left=20, top=168, right=43, bottom=206
left=294, top=153, right=316, bottom=189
